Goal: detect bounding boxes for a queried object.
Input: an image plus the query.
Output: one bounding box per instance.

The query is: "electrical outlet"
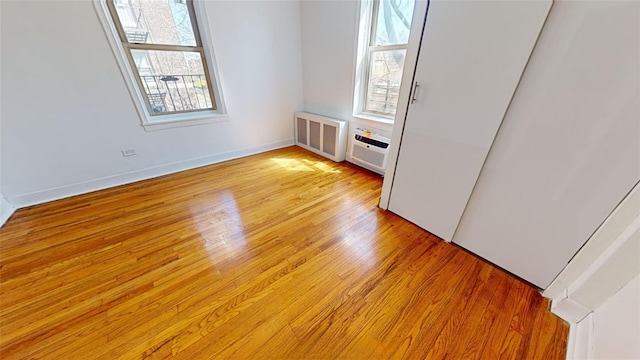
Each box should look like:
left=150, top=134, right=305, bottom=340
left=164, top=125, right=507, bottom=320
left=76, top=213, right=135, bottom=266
left=121, top=149, right=137, bottom=157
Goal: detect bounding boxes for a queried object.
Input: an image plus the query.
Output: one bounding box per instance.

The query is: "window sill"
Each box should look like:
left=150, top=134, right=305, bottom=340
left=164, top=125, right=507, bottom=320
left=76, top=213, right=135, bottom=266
left=353, top=112, right=395, bottom=125
left=142, top=111, right=228, bottom=131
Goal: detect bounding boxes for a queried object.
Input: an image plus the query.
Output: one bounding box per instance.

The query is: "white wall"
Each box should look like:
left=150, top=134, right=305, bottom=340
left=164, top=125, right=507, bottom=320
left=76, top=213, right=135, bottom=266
left=592, top=274, right=640, bottom=360
left=299, top=0, right=393, bottom=140
left=0, top=0, right=303, bottom=207
left=545, top=183, right=639, bottom=359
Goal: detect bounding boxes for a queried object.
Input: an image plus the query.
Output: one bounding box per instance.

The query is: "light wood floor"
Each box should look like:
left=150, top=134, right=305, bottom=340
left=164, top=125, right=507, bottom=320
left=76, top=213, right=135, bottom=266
left=0, top=146, right=568, bottom=359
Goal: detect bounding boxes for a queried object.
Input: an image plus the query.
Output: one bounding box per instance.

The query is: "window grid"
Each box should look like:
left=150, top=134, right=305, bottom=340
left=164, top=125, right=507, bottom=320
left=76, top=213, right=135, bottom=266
left=107, top=0, right=217, bottom=116
left=362, top=0, right=412, bottom=118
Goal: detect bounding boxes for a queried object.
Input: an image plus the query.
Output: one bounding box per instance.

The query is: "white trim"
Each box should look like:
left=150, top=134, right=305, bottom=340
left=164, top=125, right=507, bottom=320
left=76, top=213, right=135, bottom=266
left=353, top=0, right=415, bottom=122
left=565, top=313, right=594, bottom=360
left=93, top=0, right=227, bottom=130
left=545, top=183, right=640, bottom=360
left=378, top=0, right=429, bottom=210
left=7, top=139, right=294, bottom=208
left=352, top=0, right=375, bottom=119
left=353, top=112, right=394, bottom=125
left=94, top=0, right=147, bottom=122
left=550, top=292, right=593, bottom=324
left=1, top=196, right=16, bottom=227
left=140, top=111, right=227, bottom=132
left=544, top=182, right=640, bottom=300
left=568, top=216, right=639, bottom=303
left=543, top=184, right=640, bottom=299
left=192, top=0, right=228, bottom=118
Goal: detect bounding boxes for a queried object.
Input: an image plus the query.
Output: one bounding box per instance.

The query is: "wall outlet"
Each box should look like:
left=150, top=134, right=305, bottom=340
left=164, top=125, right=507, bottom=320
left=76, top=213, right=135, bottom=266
left=121, top=149, right=137, bottom=157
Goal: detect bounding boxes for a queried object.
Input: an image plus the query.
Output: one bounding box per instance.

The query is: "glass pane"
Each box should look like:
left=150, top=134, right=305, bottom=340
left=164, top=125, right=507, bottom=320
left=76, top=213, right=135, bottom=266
left=130, top=49, right=213, bottom=113
left=365, top=49, right=406, bottom=116
left=113, top=0, right=197, bottom=46
left=374, top=0, right=415, bottom=46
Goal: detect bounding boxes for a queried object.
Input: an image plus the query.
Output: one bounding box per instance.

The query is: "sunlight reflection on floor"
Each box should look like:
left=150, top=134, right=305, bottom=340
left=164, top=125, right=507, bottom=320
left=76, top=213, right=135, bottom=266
left=270, top=158, right=341, bottom=173
left=192, top=191, right=248, bottom=262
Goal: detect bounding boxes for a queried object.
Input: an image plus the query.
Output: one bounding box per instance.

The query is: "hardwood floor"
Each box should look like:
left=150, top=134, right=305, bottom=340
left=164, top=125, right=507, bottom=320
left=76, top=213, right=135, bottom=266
left=0, top=146, right=568, bottom=359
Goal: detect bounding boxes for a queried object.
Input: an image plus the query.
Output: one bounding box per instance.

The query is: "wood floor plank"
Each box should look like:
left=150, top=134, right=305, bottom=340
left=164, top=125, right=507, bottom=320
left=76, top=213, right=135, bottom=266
left=339, top=245, right=465, bottom=357
left=459, top=272, right=515, bottom=360
left=445, top=271, right=517, bottom=359
left=366, top=251, right=482, bottom=359
left=0, top=146, right=568, bottom=359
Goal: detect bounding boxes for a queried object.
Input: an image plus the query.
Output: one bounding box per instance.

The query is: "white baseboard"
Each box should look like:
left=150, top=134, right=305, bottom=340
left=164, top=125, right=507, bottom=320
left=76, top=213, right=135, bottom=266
left=7, top=138, right=294, bottom=209
left=549, top=293, right=593, bottom=358
left=551, top=293, right=593, bottom=324
left=564, top=312, right=594, bottom=360
left=543, top=184, right=640, bottom=359
left=1, top=196, right=16, bottom=227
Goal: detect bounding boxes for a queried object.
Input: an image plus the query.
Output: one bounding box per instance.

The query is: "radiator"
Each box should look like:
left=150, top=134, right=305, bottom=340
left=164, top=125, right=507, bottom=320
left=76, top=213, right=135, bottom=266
left=294, top=112, right=348, bottom=162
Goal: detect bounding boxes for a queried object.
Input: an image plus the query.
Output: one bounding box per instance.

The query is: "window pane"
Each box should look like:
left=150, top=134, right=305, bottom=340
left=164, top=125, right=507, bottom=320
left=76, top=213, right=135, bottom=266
left=365, top=49, right=406, bottom=116
left=374, top=0, right=415, bottom=46
left=113, top=0, right=197, bottom=46
left=130, top=49, right=213, bottom=113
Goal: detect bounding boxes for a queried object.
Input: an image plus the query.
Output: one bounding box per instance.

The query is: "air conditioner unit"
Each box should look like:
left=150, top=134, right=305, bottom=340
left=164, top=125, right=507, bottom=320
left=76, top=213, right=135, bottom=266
left=350, top=128, right=390, bottom=174
left=294, top=112, right=348, bottom=162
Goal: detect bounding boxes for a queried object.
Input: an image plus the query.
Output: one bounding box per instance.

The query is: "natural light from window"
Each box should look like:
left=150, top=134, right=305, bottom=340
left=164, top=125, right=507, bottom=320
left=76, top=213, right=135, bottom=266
left=271, top=158, right=341, bottom=173
left=358, top=0, right=415, bottom=119
left=108, top=0, right=216, bottom=116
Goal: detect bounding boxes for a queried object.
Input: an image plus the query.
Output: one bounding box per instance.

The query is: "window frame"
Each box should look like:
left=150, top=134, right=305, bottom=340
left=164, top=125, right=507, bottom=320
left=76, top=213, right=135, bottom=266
left=354, top=0, right=413, bottom=122
left=94, top=0, right=227, bottom=130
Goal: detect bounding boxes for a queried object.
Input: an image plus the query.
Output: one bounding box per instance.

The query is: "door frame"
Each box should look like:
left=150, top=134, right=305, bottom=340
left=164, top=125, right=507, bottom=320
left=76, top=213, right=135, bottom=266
left=379, top=0, right=429, bottom=210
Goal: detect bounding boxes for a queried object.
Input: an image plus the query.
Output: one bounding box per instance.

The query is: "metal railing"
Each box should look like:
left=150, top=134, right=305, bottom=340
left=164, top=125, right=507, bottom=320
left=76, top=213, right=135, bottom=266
left=366, top=81, right=401, bottom=116
left=140, top=74, right=212, bottom=114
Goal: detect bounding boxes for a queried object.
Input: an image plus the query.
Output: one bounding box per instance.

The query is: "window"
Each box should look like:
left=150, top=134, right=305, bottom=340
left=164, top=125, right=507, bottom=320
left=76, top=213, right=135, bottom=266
left=102, top=0, right=224, bottom=127
left=355, top=0, right=415, bottom=120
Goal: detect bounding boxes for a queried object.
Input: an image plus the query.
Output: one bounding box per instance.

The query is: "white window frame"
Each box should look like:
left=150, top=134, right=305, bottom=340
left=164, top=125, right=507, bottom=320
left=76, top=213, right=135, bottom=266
left=353, top=0, right=412, bottom=124
left=94, top=0, right=227, bottom=131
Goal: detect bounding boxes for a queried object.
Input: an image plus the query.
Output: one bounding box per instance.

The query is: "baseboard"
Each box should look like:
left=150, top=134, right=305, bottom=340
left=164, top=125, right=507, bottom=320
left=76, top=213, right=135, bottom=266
left=7, top=138, right=294, bottom=209
left=565, top=312, right=594, bottom=360
left=543, top=185, right=640, bottom=359
left=550, top=293, right=594, bottom=359
left=551, top=293, right=592, bottom=323
left=0, top=196, right=16, bottom=227
left=550, top=293, right=587, bottom=359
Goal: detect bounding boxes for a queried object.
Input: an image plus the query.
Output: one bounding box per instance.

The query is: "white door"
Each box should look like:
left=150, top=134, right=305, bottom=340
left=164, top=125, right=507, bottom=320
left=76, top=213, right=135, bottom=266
left=388, top=0, right=551, bottom=241
left=452, top=0, right=640, bottom=288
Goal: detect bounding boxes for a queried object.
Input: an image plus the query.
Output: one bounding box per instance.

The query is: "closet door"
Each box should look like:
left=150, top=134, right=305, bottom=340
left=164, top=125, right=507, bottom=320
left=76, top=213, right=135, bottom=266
left=388, top=0, right=551, bottom=241
left=452, top=0, right=640, bottom=288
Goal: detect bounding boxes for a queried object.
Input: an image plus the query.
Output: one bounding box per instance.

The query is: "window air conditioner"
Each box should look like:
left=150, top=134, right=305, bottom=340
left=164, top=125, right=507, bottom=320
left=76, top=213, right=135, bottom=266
left=350, top=128, right=390, bottom=174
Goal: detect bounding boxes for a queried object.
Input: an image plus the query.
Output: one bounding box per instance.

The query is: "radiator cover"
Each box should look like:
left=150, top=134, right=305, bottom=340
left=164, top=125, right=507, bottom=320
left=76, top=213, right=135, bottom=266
left=294, top=112, right=348, bottom=162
